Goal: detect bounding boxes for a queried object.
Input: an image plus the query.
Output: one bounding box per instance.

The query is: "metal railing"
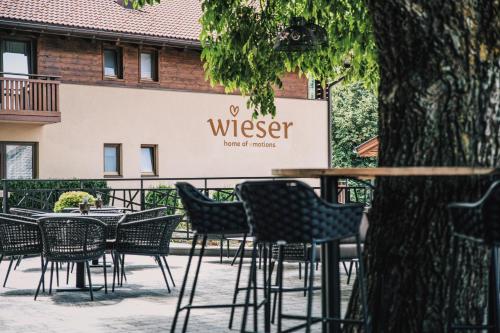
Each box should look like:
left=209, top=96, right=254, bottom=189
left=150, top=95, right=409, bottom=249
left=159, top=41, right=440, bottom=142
left=1, top=176, right=374, bottom=240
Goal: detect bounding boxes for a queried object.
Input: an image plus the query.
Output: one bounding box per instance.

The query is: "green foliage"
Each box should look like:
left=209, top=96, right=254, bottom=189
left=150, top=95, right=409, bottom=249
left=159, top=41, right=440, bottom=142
left=54, top=191, right=96, bottom=212
left=145, top=185, right=182, bottom=215
left=128, top=0, right=378, bottom=117
left=331, top=83, right=378, bottom=167
left=210, top=189, right=237, bottom=202
left=0, top=180, right=109, bottom=211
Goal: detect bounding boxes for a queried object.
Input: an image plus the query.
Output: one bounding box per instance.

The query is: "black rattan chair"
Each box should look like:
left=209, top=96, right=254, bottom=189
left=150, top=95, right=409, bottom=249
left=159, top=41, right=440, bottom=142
left=0, top=215, right=44, bottom=289
left=236, top=180, right=370, bottom=333
left=111, top=215, right=181, bottom=293
left=35, top=216, right=108, bottom=301
left=447, top=180, right=500, bottom=332
left=113, top=207, right=168, bottom=285
left=171, top=182, right=250, bottom=333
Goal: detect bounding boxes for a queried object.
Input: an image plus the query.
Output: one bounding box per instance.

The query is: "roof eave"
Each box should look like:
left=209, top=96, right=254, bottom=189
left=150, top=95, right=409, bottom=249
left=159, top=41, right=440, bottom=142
left=0, top=18, right=202, bottom=50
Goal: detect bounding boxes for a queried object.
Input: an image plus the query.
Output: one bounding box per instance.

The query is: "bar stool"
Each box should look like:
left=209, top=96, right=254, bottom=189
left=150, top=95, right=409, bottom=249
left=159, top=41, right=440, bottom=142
left=447, top=180, right=500, bottom=332
left=236, top=180, right=370, bottom=333
left=171, top=182, right=251, bottom=333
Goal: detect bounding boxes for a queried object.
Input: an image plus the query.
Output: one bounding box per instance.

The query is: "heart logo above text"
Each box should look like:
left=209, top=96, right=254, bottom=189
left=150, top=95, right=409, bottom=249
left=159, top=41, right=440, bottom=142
left=229, top=105, right=239, bottom=118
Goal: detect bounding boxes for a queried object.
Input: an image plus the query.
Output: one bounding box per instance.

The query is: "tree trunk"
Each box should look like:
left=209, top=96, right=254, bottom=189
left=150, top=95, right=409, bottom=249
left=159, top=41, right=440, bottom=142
left=346, top=1, right=500, bottom=332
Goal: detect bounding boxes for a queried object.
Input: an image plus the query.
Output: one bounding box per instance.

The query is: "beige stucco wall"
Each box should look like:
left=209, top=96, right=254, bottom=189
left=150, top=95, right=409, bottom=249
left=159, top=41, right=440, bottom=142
left=0, top=84, right=328, bottom=180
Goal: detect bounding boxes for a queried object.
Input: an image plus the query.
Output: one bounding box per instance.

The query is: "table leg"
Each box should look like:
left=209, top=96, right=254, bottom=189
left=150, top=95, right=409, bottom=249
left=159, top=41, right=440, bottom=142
left=76, top=262, right=85, bottom=288
left=321, top=176, right=341, bottom=333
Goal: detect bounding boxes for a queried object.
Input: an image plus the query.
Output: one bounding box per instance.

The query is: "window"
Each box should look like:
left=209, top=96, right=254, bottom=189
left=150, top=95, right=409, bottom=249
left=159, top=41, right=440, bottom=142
left=103, top=47, right=123, bottom=79
left=140, top=145, right=157, bottom=176
left=0, top=40, right=33, bottom=78
left=0, top=142, right=37, bottom=179
left=139, top=50, right=158, bottom=81
left=104, top=144, right=121, bottom=176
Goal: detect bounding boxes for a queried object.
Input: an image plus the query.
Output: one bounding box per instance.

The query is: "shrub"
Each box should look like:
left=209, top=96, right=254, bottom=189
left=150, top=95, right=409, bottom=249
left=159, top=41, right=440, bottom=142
left=53, top=191, right=96, bottom=212
left=144, top=185, right=181, bottom=215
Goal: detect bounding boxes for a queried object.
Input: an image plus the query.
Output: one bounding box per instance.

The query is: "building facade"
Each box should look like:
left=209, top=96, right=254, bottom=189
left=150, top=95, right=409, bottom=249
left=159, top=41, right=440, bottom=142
left=0, top=0, right=327, bottom=180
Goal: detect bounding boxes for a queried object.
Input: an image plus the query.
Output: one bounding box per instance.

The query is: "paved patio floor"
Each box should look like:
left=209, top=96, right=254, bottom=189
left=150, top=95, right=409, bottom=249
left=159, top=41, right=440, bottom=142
left=0, top=252, right=354, bottom=332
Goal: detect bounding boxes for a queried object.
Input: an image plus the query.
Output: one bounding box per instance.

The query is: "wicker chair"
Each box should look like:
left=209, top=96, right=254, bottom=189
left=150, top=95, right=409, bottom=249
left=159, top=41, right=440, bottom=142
left=447, top=181, right=500, bottom=332
left=113, top=207, right=168, bottom=285
left=0, top=215, right=44, bottom=289
left=236, top=180, right=369, bottom=333
left=35, top=217, right=108, bottom=301
left=9, top=207, right=49, bottom=218
left=171, top=182, right=250, bottom=333
left=111, top=215, right=182, bottom=293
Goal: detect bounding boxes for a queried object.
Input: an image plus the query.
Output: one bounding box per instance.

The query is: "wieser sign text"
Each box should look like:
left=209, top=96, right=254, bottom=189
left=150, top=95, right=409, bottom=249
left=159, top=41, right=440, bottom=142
left=207, top=105, right=293, bottom=148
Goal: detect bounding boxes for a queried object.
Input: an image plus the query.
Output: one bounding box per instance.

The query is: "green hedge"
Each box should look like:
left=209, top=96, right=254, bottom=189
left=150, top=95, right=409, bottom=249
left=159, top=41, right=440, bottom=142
left=0, top=179, right=109, bottom=211
left=144, top=185, right=182, bottom=215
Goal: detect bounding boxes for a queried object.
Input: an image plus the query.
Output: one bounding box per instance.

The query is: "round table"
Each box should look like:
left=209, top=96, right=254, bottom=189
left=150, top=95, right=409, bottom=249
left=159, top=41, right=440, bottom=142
left=34, top=212, right=124, bottom=291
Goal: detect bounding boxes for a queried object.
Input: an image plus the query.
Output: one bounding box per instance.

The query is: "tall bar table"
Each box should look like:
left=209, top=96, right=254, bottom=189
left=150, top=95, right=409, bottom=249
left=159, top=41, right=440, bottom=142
left=272, top=167, right=495, bottom=333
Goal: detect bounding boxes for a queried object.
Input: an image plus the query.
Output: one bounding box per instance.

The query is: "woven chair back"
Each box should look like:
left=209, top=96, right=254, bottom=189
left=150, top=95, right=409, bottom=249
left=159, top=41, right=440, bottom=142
left=236, top=180, right=364, bottom=243
left=121, top=207, right=168, bottom=223
left=0, top=216, right=42, bottom=255
left=449, top=180, right=500, bottom=245
left=115, top=215, right=182, bottom=255
left=38, top=217, right=106, bottom=261
left=176, top=182, right=249, bottom=234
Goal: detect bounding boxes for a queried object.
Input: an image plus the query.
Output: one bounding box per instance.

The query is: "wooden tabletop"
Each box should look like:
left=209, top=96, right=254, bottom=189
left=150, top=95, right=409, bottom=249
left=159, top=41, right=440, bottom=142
left=272, top=167, right=497, bottom=178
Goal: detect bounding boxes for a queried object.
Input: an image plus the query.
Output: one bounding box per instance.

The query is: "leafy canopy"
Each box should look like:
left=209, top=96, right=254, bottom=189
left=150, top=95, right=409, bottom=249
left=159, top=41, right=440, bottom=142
left=331, top=83, right=377, bottom=168
left=126, top=0, right=377, bottom=116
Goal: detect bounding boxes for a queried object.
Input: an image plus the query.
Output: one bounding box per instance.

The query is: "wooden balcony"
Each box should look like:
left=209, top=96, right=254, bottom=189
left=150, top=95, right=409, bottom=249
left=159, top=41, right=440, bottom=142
left=0, top=73, right=61, bottom=124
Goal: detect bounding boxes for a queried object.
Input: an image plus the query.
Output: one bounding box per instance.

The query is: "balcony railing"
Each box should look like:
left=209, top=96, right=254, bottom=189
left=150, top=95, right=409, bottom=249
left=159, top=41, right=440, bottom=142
left=0, top=72, right=61, bottom=124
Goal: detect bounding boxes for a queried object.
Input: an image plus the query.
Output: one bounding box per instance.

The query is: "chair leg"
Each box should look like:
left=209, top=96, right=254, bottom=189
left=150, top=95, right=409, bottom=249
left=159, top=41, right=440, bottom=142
left=85, top=261, right=94, bottom=301
left=264, top=244, right=273, bottom=333
left=14, top=255, right=22, bottom=270
left=55, top=260, right=60, bottom=287
left=356, top=235, right=370, bottom=333
left=112, top=251, right=119, bottom=292
left=229, top=234, right=247, bottom=329
left=171, top=234, right=198, bottom=333
left=120, top=254, right=125, bottom=286
left=347, top=260, right=354, bottom=285
left=162, top=256, right=175, bottom=287
left=49, top=262, right=54, bottom=294
left=103, top=254, right=108, bottom=294
left=492, top=246, right=500, bottom=333
left=66, top=261, right=71, bottom=285
left=304, top=260, right=309, bottom=297
left=157, top=255, right=171, bottom=293
left=3, top=257, right=15, bottom=287
left=240, top=243, right=257, bottom=333
left=277, top=245, right=284, bottom=333
left=220, top=236, right=223, bottom=263
left=252, top=243, right=259, bottom=333
left=299, top=262, right=302, bottom=280
left=271, top=257, right=280, bottom=324
left=40, top=256, right=45, bottom=292
left=34, top=259, right=49, bottom=300
left=227, top=239, right=230, bottom=258
left=181, top=235, right=208, bottom=333
left=305, top=242, right=316, bottom=333
left=231, top=240, right=244, bottom=266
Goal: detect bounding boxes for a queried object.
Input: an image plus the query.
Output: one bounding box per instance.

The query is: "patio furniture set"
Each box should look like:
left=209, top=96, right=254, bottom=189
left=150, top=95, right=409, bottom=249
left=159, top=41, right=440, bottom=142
left=1, top=166, right=498, bottom=333
left=0, top=206, right=181, bottom=301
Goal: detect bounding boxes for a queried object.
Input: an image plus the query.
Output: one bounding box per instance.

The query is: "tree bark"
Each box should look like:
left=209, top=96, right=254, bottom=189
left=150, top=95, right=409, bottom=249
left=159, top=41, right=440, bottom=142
left=346, top=1, right=500, bottom=332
